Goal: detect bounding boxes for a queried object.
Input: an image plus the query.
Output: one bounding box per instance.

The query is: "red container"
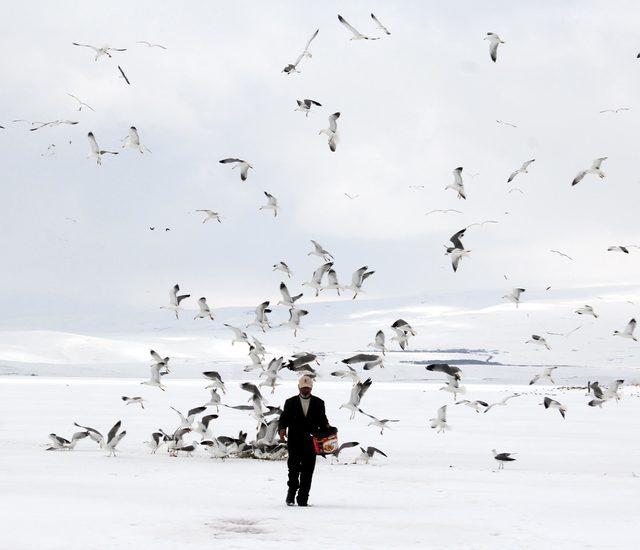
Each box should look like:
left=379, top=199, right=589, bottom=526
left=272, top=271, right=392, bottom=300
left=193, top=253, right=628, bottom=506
left=312, top=432, right=339, bottom=456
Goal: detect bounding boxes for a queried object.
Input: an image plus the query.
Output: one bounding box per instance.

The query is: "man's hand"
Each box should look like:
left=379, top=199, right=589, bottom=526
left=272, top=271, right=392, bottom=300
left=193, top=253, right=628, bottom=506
left=278, top=429, right=287, bottom=442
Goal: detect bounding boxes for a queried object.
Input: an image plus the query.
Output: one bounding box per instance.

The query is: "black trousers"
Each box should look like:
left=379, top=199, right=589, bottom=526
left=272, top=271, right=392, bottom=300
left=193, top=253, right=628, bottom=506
left=287, top=438, right=316, bottom=500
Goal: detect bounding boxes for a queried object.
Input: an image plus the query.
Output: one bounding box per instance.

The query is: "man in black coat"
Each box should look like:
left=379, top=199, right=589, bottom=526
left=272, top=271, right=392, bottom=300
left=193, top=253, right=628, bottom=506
left=278, top=375, right=331, bottom=506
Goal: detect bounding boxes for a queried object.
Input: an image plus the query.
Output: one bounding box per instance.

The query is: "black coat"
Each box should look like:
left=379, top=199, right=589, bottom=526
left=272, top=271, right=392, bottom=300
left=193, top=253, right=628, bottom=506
left=278, top=394, right=329, bottom=447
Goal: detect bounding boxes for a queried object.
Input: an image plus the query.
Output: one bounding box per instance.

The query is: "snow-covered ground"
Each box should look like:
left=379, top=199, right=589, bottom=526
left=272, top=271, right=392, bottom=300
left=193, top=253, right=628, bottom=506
left=3, top=377, right=639, bottom=550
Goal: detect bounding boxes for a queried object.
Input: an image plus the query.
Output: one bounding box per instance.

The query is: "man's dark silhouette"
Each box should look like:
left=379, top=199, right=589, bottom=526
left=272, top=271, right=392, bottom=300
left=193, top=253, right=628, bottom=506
left=278, top=375, right=330, bottom=506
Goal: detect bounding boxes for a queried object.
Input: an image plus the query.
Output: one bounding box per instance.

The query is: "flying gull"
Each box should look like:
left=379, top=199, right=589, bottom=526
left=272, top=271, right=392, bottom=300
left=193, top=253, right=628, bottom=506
left=425, top=209, right=463, bottom=216
left=121, top=396, right=146, bottom=409
left=357, top=408, right=399, bottom=435
left=122, top=126, right=150, bottom=153
left=72, top=42, right=126, bottom=60
left=319, top=112, right=340, bottom=152
left=340, top=378, right=373, bottom=420
left=29, top=120, right=79, bottom=131
left=370, top=13, right=391, bottom=35
left=302, top=261, right=333, bottom=297
left=278, top=282, right=303, bottom=308
left=429, top=405, right=450, bottom=433
left=346, top=265, right=375, bottom=299
left=492, top=449, right=515, bottom=470
left=194, top=297, right=214, bottom=320
left=550, top=250, right=574, bottom=261
left=259, top=192, right=279, bottom=217
left=542, top=397, right=566, bottom=418
left=308, top=240, right=334, bottom=261
left=280, top=308, right=308, bottom=337
left=507, top=159, right=535, bottom=183
left=273, top=261, right=293, bottom=278
left=529, top=366, right=558, bottom=385
left=283, top=29, right=319, bottom=74
left=575, top=305, right=598, bottom=318
left=338, top=14, right=380, bottom=40
left=445, top=228, right=470, bottom=272
left=295, top=99, right=322, bottom=117
left=219, top=158, right=253, bottom=181
left=136, top=41, right=167, bottom=49
left=572, top=157, right=607, bottom=186
left=503, top=288, right=525, bottom=308
left=196, top=210, right=222, bottom=223
left=484, top=33, right=504, bottom=62
left=484, top=393, right=520, bottom=413
left=203, top=371, right=226, bottom=394
left=160, top=283, right=190, bottom=319
left=456, top=400, right=489, bottom=413
left=526, top=334, right=552, bottom=350
left=445, top=167, right=466, bottom=199
left=614, top=318, right=637, bottom=341
left=367, top=330, right=386, bottom=355
left=87, top=132, right=119, bottom=165
left=117, top=65, right=131, bottom=85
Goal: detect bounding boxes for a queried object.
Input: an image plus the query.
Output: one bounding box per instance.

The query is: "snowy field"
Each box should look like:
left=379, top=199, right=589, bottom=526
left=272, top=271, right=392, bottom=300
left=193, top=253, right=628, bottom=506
left=2, top=377, right=639, bottom=550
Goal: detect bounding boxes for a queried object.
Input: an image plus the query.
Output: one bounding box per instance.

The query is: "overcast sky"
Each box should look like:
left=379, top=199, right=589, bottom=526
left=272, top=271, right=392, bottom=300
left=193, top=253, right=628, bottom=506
left=2, top=1, right=640, bottom=326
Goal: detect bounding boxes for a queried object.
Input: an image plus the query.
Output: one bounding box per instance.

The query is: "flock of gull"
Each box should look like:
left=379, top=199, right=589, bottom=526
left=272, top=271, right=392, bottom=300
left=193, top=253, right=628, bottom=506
left=39, top=13, right=637, bottom=472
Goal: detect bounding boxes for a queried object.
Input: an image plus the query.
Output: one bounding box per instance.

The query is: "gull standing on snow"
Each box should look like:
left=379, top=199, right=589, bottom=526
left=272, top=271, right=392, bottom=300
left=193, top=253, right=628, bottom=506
left=282, top=29, right=319, bottom=74
left=194, top=297, right=214, bottom=320
left=429, top=405, right=450, bottom=433
left=614, top=318, right=637, bottom=341
left=542, top=397, right=567, bottom=418
left=273, top=261, right=293, bottom=278
left=295, top=99, right=322, bottom=116
left=219, top=158, right=253, bottom=181
left=87, top=132, right=119, bottom=165
left=347, top=265, right=375, bottom=299
left=259, top=192, right=279, bottom=217
left=529, top=366, right=558, bottom=385
left=507, top=159, right=535, bottom=183
left=196, top=210, right=222, bottom=223
left=303, top=261, right=333, bottom=297
left=370, top=13, right=391, bottom=35
left=319, top=112, right=340, bottom=152
left=340, top=378, right=373, bottom=420
left=338, top=15, right=380, bottom=40
left=484, top=33, right=504, bottom=62
left=122, top=126, right=150, bottom=153
left=575, top=305, right=598, bottom=318
left=526, top=334, right=551, bottom=350
left=572, top=157, right=607, bottom=186
left=503, top=288, right=526, bottom=308
left=160, top=284, right=190, bottom=319
left=72, top=42, right=126, bottom=60
left=445, top=167, right=466, bottom=199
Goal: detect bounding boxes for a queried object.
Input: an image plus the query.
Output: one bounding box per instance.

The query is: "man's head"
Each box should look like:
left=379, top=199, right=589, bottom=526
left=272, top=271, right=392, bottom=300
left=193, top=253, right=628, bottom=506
left=298, top=375, right=314, bottom=397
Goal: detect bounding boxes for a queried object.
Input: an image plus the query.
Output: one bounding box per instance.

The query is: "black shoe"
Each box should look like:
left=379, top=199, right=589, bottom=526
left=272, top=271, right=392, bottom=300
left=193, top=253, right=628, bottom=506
left=286, top=490, right=296, bottom=506
left=296, top=496, right=308, bottom=507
